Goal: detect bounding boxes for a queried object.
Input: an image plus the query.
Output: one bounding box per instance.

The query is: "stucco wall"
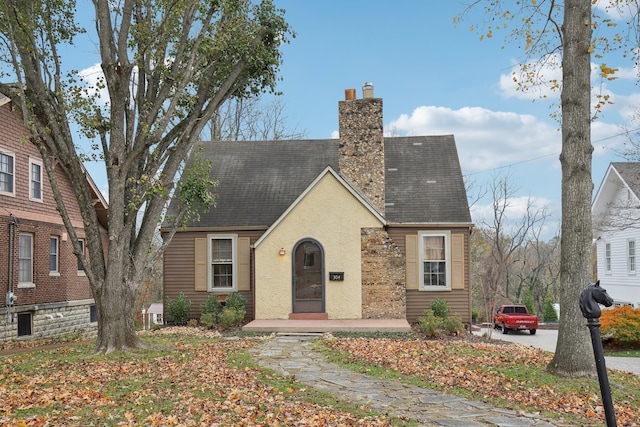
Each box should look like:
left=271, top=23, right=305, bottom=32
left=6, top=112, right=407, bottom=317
left=254, top=172, right=383, bottom=319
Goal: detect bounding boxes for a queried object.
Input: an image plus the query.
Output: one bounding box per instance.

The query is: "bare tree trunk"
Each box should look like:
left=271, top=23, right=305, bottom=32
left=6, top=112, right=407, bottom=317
left=93, top=250, right=144, bottom=353
left=548, top=0, right=596, bottom=377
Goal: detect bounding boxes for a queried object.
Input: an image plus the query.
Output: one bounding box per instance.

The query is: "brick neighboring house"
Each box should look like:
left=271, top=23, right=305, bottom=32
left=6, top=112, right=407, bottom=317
left=0, top=94, right=108, bottom=341
left=162, top=85, right=473, bottom=326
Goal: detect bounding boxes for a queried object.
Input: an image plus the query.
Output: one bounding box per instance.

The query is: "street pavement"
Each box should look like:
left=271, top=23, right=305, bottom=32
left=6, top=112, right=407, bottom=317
left=472, top=327, right=640, bottom=375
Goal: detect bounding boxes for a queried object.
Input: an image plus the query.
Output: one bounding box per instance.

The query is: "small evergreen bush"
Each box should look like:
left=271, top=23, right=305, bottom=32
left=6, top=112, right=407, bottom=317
left=166, top=293, right=191, bottom=326
left=430, top=299, right=450, bottom=318
left=201, top=295, right=222, bottom=322
left=200, top=312, right=217, bottom=329
left=443, top=314, right=464, bottom=335
left=418, top=309, right=443, bottom=338
left=219, top=308, right=246, bottom=328
left=225, top=292, right=247, bottom=311
left=419, top=300, right=465, bottom=337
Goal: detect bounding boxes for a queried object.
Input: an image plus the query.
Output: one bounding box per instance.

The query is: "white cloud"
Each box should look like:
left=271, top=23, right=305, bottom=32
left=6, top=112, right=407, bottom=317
left=387, top=105, right=560, bottom=174
left=497, top=56, right=563, bottom=101
left=78, top=63, right=109, bottom=107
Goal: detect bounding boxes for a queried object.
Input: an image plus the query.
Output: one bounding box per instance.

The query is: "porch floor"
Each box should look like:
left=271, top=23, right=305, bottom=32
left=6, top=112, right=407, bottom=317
left=242, top=318, right=412, bottom=333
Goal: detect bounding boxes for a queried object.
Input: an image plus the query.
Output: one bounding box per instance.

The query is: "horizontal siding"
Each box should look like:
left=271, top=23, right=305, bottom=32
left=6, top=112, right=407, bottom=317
left=388, top=226, right=472, bottom=324
left=163, top=230, right=262, bottom=322
left=406, top=289, right=471, bottom=323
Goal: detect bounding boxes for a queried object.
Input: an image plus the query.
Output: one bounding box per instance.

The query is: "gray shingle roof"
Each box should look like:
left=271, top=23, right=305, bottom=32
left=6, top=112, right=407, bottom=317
left=166, top=135, right=471, bottom=228
left=612, top=162, right=640, bottom=199
left=384, top=135, right=471, bottom=224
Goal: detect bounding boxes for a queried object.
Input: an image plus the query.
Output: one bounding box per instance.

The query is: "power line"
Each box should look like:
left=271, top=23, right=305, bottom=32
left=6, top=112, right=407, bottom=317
left=463, top=127, right=640, bottom=178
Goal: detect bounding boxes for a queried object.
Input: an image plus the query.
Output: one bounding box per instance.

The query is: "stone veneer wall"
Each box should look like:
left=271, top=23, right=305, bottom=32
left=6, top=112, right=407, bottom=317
left=361, top=228, right=406, bottom=319
left=338, top=97, right=385, bottom=213
left=0, top=300, right=97, bottom=341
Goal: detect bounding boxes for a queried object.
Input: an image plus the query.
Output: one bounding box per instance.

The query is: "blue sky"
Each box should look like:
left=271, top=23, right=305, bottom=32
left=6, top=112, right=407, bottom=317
left=72, top=1, right=638, bottom=239
left=259, top=0, right=639, bottom=239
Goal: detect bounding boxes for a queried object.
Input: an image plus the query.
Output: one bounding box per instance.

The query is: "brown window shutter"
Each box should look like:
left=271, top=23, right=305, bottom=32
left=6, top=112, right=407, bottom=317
left=451, top=233, right=465, bottom=289
left=194, top=238, right=207, bottom=291
left=237, top=237, right=251, bottom=291
left=405, top=234, right=418, bottom=290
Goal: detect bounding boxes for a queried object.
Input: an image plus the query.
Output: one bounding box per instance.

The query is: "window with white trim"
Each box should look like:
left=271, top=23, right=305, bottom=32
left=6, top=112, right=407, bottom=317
left=418, top=230, right=451, bottom=290
left=0, top=149, right=15, bottom=196
left=605, top=243, right=611, bottom=272
left=628, top=240, right=636, bottom=273
left=29, top=158, right=43, bottom=201
left=50, top=236, right=59, bottom=273
left=19, top=233, right=34, bottom=284
left=208, top=234, right=237, bottom=292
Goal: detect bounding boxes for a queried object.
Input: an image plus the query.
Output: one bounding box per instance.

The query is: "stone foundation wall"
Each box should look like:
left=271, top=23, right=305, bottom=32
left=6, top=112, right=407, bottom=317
left=0, top=299, right=97, bottom=342
left=361, top=228, right=406, bottom=319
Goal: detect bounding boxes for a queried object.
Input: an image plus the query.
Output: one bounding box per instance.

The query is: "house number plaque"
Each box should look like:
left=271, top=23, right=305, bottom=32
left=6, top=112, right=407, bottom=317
left=329, top=272, right=344, bottom=281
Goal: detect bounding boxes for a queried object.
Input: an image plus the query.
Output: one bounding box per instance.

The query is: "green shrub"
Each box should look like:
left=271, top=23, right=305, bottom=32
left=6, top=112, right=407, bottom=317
left=443, top=314, right=464, bottom=335
left=430, top=299, right=450, bottom=318
left=219, top=308, right=246, bottom=328
left=471, top=309, right=479, bottom=320
left=418, top=309, right=443, bottom=338
left=225, top=292, right=247, bottom=312
left=542, top=297, right=558, bottom=322
left=201, top=295, right=222, bottom=321
left=166, top=293, right=192, bottom=326
left=200, top=312, right=218, bottom=329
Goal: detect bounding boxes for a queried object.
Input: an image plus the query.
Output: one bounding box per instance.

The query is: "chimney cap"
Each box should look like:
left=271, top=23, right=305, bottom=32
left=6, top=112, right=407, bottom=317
left=345, top=88, right=356, bottom=100
left=362, top=82, right=374, bottom=98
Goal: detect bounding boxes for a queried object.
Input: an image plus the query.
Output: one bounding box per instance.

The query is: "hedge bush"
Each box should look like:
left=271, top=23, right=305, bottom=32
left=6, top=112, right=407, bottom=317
left=199, top=292, right=247, bottom=329
left=418, top=299, right=464, bottom=337
left=201, top=295, right=222, bottom=324
left=166, top=293, right=191, bottom=326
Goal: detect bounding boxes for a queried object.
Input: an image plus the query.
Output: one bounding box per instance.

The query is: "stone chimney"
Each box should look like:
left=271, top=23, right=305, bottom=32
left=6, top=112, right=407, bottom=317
left=338, top=83, right=385, bottom=213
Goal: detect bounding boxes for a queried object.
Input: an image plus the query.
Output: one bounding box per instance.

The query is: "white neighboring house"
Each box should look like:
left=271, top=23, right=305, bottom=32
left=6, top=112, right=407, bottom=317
left=592, top=162, right=640, bottom=308
left=142, top=303, right=164, bottom=329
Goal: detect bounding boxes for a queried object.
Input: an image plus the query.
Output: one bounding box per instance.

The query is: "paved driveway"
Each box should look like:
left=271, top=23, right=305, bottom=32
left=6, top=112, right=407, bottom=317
left=473, top=327, right=640, bottom=375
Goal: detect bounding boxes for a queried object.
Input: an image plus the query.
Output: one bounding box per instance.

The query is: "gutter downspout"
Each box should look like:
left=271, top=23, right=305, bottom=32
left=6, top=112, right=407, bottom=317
left=6, top=214, right=18, bottom=323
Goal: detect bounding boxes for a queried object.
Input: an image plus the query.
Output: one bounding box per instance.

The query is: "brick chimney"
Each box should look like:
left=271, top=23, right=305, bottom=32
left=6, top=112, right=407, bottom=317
left=338, top=83, right=385, bottom=213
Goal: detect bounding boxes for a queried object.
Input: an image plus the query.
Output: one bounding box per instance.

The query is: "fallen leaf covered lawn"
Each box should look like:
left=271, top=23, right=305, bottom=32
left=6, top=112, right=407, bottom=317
left=0, top=332, right=394, bottom=427
left=323, top=337, right=640, bottom=426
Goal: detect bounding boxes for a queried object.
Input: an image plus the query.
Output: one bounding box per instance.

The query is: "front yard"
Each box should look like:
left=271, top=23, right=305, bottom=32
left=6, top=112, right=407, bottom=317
left=0, top=328, right=639, bottom=426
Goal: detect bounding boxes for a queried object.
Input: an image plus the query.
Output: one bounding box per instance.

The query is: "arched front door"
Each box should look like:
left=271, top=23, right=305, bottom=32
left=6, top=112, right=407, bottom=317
left=292, top=239, right=325, bottom=313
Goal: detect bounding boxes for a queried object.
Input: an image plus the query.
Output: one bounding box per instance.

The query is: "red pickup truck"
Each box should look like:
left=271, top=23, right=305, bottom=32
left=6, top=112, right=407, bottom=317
left=493, top=304, right=539, bottom=335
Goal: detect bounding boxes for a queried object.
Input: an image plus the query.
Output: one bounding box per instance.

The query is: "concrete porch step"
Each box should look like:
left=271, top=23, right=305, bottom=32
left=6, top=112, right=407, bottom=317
left=242, top=319, right=412, bottom=333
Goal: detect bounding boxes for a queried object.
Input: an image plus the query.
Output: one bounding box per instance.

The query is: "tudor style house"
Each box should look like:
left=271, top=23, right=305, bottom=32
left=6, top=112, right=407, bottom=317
left=162, top=85, right=473, bottom=325
left=0, top=94, right=108, bottom=341
left=592, top=162, right=640, bottom=308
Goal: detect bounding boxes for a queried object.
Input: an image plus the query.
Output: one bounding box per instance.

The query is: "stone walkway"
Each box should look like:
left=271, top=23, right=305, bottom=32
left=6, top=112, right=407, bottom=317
left=249, top=333, right=562, bottom=427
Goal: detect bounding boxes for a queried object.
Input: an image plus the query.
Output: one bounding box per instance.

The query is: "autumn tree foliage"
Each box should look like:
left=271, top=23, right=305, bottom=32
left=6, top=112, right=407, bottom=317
left=600, top=306, right=640, bottom=346
left=0, top=0, right=292, bottom=352
left=458, top=0, right=640, bottom=377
